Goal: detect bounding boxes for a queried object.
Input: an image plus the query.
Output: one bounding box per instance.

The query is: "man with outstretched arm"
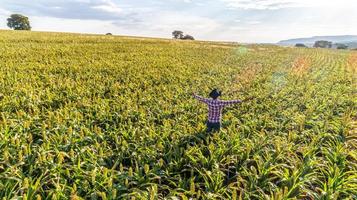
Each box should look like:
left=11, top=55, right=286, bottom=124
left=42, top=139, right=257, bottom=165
left=193, top=88, right=253, bottom=132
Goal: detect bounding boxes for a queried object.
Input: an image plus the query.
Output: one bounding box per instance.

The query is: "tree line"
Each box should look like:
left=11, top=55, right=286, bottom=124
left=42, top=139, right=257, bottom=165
left=295, top=41, right=350, bottom=50
left=172, top=30, right=195, bottom=40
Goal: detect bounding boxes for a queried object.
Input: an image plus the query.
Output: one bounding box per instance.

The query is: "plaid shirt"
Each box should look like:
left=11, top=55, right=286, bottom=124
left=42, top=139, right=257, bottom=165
left=194, top=94, right=241, bottom=123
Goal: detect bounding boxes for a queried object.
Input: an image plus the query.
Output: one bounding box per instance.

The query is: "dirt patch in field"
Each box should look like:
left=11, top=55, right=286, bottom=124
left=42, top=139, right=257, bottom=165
left=291, top=56, right=311, bottom=77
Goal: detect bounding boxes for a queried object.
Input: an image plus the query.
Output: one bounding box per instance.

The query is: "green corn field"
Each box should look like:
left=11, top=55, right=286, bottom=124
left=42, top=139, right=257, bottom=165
left=0, top=30, right=356, bottom=199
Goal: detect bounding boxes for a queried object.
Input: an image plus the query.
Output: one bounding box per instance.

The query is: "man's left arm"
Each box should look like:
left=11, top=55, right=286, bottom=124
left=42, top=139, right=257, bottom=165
left=220, top=99, right=242, bottom=106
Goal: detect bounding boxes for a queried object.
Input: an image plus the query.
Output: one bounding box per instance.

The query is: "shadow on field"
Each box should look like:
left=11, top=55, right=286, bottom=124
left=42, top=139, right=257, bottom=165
left=177, top=130, right=214, bottom=148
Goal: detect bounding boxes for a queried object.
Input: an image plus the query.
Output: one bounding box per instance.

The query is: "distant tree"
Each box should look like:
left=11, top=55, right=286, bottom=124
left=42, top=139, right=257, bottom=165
left=336, top=43, right=348, bottom=49
left=7, top=14, right=31, bottom=30
left=313, top=40, right=332, bottom=48
left=295, top=43, right=307, bottom=48
left=181, top=34, right=195, bottom=40
left=172, top=30, right=184, bottom=39
left=106, top=33, right=113, bottom=35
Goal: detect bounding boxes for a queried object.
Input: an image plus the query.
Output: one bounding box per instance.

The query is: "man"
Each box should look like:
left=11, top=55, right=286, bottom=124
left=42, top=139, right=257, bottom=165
left=193, top=89, right=252, bottom=132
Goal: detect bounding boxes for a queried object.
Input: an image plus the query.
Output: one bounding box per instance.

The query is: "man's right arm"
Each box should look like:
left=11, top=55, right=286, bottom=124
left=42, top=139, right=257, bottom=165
left=193, top=94, right=209, bottom=103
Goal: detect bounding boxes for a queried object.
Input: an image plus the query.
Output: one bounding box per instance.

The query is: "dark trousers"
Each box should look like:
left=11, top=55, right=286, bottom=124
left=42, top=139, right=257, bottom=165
left=206, top=121, right=221, bottom=132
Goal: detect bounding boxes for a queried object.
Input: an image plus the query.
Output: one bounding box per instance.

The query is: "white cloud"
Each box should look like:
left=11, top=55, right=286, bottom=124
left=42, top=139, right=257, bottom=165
left=0, top=0, right=129, bottom=20
left=0, top=7, right=11, bottom=15
left=246, top=20, right=261, bottom=25
left=112, top=11, right=222, bottom=39
left=1, top=0, right=357, bottom=43
left=222, top=0, right=302, bottom=10
left=172, top=0, right=193, bottom=3
left=0, top=7, right=11, bottom=28
left=92, top=5, right=122, bottom=14
left=221, top=0, right=357, bottom=10
left=92, top=0, right=122, bottom=14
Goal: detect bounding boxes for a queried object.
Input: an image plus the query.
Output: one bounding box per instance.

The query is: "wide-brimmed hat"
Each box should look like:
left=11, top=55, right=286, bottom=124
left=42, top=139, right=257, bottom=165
left=209, top=89, right=222, bottom=99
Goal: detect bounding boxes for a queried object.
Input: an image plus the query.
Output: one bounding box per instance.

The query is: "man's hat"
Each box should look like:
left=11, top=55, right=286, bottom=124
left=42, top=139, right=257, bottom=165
left=209, top=89, right=222, bottom=99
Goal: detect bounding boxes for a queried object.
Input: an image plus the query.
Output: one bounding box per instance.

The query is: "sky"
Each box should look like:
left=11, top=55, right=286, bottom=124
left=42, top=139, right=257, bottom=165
left=0, top=0, right=356, bottom=43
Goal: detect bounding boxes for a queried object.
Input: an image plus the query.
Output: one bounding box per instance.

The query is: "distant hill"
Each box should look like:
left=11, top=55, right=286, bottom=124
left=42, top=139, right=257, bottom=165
left=278, top=35, right=357, bottom=48
left=342, top=42, right=357, bottom=49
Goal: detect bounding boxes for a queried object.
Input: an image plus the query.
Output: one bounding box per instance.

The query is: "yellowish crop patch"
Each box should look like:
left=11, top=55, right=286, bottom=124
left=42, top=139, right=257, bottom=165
left=234, top=62, right=263, bottom=91
left=291, top=56, right=312, bottom=76
left=347, top=52, right=357, bottom=75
